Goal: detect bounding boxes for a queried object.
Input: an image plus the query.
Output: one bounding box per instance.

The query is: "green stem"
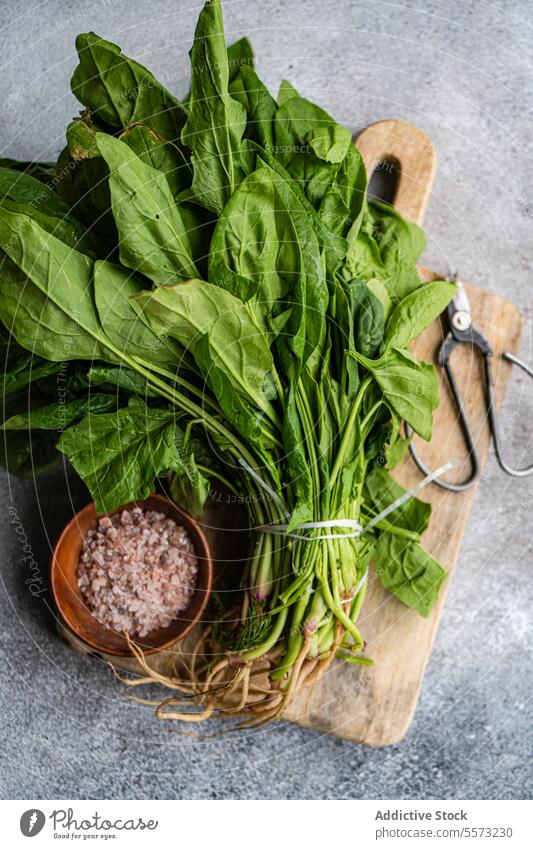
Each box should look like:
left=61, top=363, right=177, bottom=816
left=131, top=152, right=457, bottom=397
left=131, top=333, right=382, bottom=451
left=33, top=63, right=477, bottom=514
left=349, top=569, right=368, bottom=624
left=271, top=590, right=309, bottom=680
left=242, top=607, right=289, bottom=660
left=196, top=465, right=240, bottom=496
left=133, top=355, right=219, bottom=411
left=329, top=376, right=372, bottom=488
left=365, top=520, right=420, bottom=541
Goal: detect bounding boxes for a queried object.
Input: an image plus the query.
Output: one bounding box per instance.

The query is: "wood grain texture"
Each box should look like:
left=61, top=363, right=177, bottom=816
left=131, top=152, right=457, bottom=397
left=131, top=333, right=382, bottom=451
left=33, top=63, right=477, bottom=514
left=355, top=119, right=436, bottom=225
left=59, top=120, right=524, bottom=746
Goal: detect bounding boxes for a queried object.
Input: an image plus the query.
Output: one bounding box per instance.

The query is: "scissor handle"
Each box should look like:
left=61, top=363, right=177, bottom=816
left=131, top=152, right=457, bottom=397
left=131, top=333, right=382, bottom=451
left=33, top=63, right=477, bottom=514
left=486, top=352, right=533, bottom=477
left=406, top=355, right=481, bottom=492
left=408, top=344, right=533, bottom=487
left=407, top=328, right=488, bottom=490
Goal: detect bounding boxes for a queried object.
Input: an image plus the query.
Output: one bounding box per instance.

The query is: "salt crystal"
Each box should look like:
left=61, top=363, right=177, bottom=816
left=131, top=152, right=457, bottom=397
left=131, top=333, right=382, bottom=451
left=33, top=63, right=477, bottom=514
left=76, top=507, right=198, bottom=638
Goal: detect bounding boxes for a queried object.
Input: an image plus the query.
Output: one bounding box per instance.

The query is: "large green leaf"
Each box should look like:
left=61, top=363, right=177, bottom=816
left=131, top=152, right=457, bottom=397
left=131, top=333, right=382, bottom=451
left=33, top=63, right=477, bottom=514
left=87, top=365, right=160, bottom=398
left=353, top=347, right=439, bottom=441
left=55, top=117, right=116, bottom=245
left=229, top=65, right=277, bottom=149
left=119, top=124, right=191, bottom=198
left=2, top=393, right=118, bottom=431
left=193, top=332, right=275, bottom=449
left=0, top=165, right=100, bottom=255
left=364, top=466, right=431, bottom=535
left=96, top=134, right=198, bottom=284
left=0, top=210, right=117, bottom=363
left=277, top=79, right=299, bottom=105
left=0, top=196, right=98, bottom=257
left=181, top=0, right=247, bottom=214
left=93, top=259, right=180, bottom=366
left=1, top=338, right=60, bottom=395
left=57, top=397, right=185, bottom=512
left=318, top=146, right=367, bottom=240
left=71, top=32, right=187, bottom=141
left=137, top=278, right=276, bottom=413
left=274, top=95, right=336, bottom=167
left=273, top=95, right=363, bottom=221
left=227, top=36, right=254, bottom=81
left=250, top=142, right=347, bottom=278
left=1, top=428, right=60, bottom=479
left=0, top=166, right=73, bottom=219
left=305, top=122, right=352, bottom=164
left=384, top=280, right=456, bottom=350
left=344, top=201, right=426, bottom=298
left=336, top=278, right=385, bottom=359
left=0, top=158, right=56, bottom=186
left=374, top=532, right=447, bottom=618
left=209, top=160, right=328, bottom=377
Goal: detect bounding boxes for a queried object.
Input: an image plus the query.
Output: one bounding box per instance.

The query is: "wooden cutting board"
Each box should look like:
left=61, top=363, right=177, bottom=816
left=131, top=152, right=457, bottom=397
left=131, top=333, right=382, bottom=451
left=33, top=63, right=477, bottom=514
left=60, top=120, right=524, bottom=747
left=283, top=119, right=524, bottom=744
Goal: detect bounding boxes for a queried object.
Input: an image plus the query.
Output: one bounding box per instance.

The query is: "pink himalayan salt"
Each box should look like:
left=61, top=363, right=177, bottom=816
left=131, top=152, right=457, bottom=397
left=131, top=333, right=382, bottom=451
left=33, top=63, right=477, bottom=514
left=77, top=506, right=198, bottom=638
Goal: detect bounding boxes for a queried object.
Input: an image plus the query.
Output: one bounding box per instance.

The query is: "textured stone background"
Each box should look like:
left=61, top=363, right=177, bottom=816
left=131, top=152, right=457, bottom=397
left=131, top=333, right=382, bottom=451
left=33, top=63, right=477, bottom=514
left=0, top=0, right=532, bottom=800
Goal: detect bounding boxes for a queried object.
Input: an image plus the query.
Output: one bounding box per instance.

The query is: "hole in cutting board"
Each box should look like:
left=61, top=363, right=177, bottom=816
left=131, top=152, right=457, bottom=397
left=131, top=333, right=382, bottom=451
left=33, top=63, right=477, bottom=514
left=367, top=156, right=400, bottom=206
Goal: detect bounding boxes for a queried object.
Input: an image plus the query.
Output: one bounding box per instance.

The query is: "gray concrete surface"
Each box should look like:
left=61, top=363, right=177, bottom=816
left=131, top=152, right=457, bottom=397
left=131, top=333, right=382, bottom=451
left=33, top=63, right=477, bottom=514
left=1, top=0, right=532, bottom=800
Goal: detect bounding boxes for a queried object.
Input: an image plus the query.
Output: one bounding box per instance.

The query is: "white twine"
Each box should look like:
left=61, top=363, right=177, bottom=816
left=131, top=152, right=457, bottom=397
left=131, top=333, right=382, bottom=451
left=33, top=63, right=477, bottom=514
left=363, top=461, right=455, bottom=532
left=256, top=518, right=363, bottom=541
left=242, top=460, right=455, bottom=542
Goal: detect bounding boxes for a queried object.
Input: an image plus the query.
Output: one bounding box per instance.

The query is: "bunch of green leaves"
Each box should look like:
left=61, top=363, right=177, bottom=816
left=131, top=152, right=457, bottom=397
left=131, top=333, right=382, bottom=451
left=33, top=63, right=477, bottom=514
left=0, top=0, right=456, bottom=681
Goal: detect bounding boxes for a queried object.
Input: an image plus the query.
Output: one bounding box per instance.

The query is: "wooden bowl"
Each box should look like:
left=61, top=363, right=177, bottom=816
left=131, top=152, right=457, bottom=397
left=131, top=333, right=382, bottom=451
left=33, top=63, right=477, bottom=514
left=50, top=494, right=213, bottom=657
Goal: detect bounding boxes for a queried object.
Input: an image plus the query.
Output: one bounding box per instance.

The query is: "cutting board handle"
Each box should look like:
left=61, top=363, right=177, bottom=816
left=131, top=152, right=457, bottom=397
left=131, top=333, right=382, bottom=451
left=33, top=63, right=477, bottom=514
left=355, top=119, right=436, bottom=226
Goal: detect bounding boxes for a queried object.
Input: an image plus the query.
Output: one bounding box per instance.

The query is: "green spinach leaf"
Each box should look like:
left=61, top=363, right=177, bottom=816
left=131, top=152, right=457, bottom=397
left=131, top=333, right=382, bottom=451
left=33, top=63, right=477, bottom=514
left=1, top=428, right=60, bottom=479
left=1, top=338, right=60, bottom=395
left=56, top=117, right=115, bottom=244
left=194, top=333, right=273, bottom=448
left=137, top=278, right=277, bottom=412
left=181, top=0, right=247, bottom=213
left=119, top=124, right=191, bottom=197
left=227, top=36, right=254, bottom=81
left=96, top=134, right=198, bottom=284
left=2, top=393, right=118, bottom=431
left=87, top=365, right=160, bottom=398
left=374, top=532, right=447, bottom=617
left=57, top=397, right=185, bottom=512
left=71, top=32, right=187, bottom=141
left=0, top=195, right=98, bottom=257
left=93, top=259, right=180, bottom=366
left=277, top=79, right=299, bottom=105
left=208, top=160, right=328, bottom=377
left=0, top=158, right=56, bottom=186
left=384, top=280, right=456, bottom=350
left=364, top=465, right=431, bottom=535
left=0, top=211, right=118, bottom=363
left=353, top=347, right=439, bottom=440
left=229, top=65, right=277, bottom=149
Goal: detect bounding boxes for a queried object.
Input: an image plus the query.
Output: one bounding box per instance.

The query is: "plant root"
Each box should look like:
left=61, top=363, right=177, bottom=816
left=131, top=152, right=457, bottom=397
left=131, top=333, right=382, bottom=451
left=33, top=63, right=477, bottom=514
left=155, top=696, right=215, bottom=723
left=110, top=623, right=350, bottom=729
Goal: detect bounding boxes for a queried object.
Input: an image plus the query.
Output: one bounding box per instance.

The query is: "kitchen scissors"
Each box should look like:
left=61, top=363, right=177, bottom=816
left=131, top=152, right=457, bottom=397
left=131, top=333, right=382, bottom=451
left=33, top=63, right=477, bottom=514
left=405, top=276, right=533, bottom=491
